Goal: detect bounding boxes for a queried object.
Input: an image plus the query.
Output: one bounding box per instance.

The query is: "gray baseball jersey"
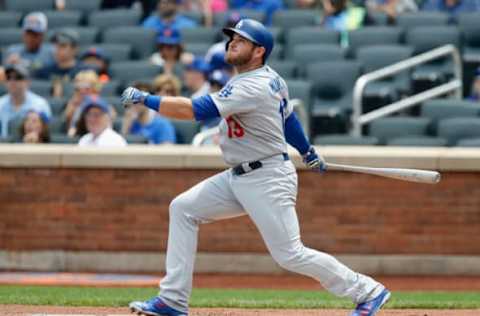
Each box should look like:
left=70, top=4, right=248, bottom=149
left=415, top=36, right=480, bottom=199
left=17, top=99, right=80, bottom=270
left=210, top=65, right=293, bottom=166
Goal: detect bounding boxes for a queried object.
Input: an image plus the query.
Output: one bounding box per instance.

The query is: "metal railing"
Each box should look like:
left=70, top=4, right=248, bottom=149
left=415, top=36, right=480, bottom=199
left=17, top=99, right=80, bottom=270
left=351, top=44, right=463, bottom=136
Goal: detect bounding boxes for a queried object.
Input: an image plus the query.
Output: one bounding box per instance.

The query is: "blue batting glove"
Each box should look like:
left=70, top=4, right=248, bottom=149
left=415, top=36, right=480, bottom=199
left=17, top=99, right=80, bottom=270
left=303, top=146, right=326, bottom=172
left=121, top=87, right=149, bottom=107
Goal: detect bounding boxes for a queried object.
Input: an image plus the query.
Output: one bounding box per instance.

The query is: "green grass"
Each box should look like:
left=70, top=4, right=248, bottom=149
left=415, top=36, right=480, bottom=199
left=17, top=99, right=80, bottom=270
left=0, top=286, right=479, bottom=309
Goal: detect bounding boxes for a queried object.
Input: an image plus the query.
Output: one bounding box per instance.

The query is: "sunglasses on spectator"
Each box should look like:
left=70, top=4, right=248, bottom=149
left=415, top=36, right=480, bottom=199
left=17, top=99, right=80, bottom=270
left=6, top=75, right=26, bottom=81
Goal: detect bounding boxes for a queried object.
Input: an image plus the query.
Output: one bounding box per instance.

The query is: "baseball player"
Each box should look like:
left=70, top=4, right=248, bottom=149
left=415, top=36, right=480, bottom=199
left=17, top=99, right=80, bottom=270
left=121, top=19, right=390, bottom=316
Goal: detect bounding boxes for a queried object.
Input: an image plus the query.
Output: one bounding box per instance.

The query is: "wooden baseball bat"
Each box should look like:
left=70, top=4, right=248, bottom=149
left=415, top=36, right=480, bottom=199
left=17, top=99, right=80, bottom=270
left=325, top=163, right=441, bottom=184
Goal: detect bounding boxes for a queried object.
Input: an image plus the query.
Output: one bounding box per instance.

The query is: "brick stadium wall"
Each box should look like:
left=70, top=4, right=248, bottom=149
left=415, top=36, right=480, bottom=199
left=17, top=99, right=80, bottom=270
left=1, top=167, right=479, bottom=255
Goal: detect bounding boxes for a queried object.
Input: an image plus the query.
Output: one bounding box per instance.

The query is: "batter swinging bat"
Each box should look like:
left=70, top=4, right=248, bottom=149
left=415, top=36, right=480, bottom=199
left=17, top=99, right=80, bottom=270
left=325, top=163, right=441, bottom=184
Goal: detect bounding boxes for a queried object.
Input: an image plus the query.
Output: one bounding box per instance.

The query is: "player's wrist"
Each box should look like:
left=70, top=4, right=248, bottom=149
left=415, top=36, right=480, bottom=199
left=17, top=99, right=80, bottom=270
left=144, top=95, right=162, bottom=112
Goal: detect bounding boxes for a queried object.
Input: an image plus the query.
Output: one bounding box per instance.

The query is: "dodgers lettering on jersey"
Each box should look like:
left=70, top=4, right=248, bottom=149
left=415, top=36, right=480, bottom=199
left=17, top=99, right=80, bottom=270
left=210, top=65, right=293, bottom=166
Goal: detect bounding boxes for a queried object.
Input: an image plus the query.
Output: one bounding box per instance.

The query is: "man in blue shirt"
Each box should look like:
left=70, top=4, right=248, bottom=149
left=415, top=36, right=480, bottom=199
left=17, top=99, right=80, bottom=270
left=143, top=0, right=198, bottom=34
left=230, top=0, right=284, bottom=26
left=422, top=0, right=480, bottom=21
left=3, top=12, right=55, bottom=74
left=0, top=64, right=51, bottom=139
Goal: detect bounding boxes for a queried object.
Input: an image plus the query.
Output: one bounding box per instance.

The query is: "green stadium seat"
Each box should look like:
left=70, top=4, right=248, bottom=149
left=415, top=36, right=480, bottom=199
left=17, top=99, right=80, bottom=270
left=457, top=13, right=480, bottom=62
left=171, top=119, right=200, bottom=144
left=49, top=116, right=67, bottom=134
left=313, top=134, right=379, bottom=146
left=103, top=27, right=156, bottom=59
left=89, top=9, right=142, bottom=30
left=387, top=136, right=448, bottom=147
left=184, top=43, right=211, bottom=57
left=285, top=27, right=339, bottom=58
left=420, top=99, right=479, bottom=134
left=0, top=28, right=23, bottom=47
left=456, top=137, right=480, bottom=147
left=5, top=0, right=54, bottom=13
left=347, top=27, right=403, bottom=58
left=64, top=0, right=102, bottom=15
left=368, top=117, right=431, bottom=145
left=269, top=60, right=297, bottom=79
left=47, top=97, right=67, bottom=116
left=126, top=134, right=148, bottom=144
left=48, top=27, right=99, bottom=46
left=0, top=12, right=22, bottom=28
left=396, top=12, right=449, bottom=29
left=180, top=27, right=219, bottom=45
left=30, top=80, right=52, bottom=97
left=44, top=10, right=82, bottom=28
left=293, top=44, right=345, bottom=77
left=286, top=80, right=313, bottom=112
left=50, top=133, right=78, bottom=144
left=272, top=9, right=319, bottom=28
left=437, top=117, right=480, bottom=146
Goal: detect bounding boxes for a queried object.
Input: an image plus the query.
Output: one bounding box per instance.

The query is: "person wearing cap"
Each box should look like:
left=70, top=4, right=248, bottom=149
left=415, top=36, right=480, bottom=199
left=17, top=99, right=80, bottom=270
left=205, top=11, right=242, bottom=64
left=150, top=28, right=186, bottom=76
left=80, top=47, right=111, bottom=83
left=19, top=110, right=50, bottom=143
left=143, top=0, right=198, bottom=34
left=2, top=12, right=55, bottom=73
left=0, top=64, right=51, bottom=139
left=77, top=95, right=127, bottom=147
left=34, top=28, right=82, bottom=86
left=183, top=57, right=210, bottom=98
left=122, top=81, right=176, bottom=144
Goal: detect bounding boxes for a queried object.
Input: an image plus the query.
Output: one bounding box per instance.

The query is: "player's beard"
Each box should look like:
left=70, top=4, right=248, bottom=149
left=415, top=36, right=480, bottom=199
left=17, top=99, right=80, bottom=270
left=225, top=46, right=255, bottom=67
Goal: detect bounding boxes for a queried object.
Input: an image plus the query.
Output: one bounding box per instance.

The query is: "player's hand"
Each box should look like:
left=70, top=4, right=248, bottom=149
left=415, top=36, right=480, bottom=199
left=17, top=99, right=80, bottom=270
left=121, top=87, right=149, bottom=108
left=303, top=146, right=326, bottom=172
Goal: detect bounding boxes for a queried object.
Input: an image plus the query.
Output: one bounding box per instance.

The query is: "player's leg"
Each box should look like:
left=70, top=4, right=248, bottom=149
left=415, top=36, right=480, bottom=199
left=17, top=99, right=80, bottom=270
left=232, top=162, right=386, bottom=306
left=130, top=170, right=244, bottom=315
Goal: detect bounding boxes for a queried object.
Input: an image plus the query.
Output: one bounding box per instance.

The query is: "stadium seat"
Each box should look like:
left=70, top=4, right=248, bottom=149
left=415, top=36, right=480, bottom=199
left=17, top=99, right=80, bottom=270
left=44, top=10, right=82, bottom=28
left=180, top=27, right=218, bottom=45
left=356, top=45, right=414, bottom=112
left=437, top=117, right=480, bottom=146
left=50, top=133, right=78, bottom=144
left=420, top=98, right=479, bottom=131
left=213, top=10, right=265, bottom=26
left=313, top=134, right=379, bottom=146
left=0, top=12, right=22, bottom=28
left=64, top=0, right=102, bottom=15
left=456, top=137, right=480, bottom=147
left=30, top=80, right=52, bottom=97
left=366, top=11, right=389, bottom=26
left=178, top=10, right=204, bottom=25
left=88, top=9, right=142, bottom=30
left=347, top=27, right=403, bottom=58
left=368, top=117, right=431, bottom=145
left=457, top=13, right=480, bottom=62
left=126, top=134, right=148, bottom=144
left=306, top=61, right=362, bottom=135
left=387, top=136, right=448, bottom=147
left=268, top=27, right=283, bottom=44
left=268, top=60, right=297, bottom=79
left=184, top=43, right=211, bottom=57
left=80, top=43, right=132, bottom=62
left=272, top=10, right=319, bottom=28
left=0, top=28, right=23, bottom=47
left=47, top=97, right=67, bottom=116
left=285, top=27, right=339, bottom=58
left=396, top=12, right=449, bottom=29
left=269, top=43, right=283, bottom=60
left=49, top=116, right=67, bottom=134
left=171, top=119, right=200, bottom=144
left=48, top=27, right=99, bottom=46
left=286, top=80, right=313, bottom=112
left=5, top=0, right=54, bottom=13
left=103, top=27, right=156, bottom=59
left=405, top=26, right=462, bottom=93
left=293, top=44, right=345, bottom=77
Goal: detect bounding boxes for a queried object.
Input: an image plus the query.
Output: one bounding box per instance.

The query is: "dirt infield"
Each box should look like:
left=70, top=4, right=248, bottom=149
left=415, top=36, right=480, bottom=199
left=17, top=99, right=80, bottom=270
left=1, top=305, right=480, bottom=316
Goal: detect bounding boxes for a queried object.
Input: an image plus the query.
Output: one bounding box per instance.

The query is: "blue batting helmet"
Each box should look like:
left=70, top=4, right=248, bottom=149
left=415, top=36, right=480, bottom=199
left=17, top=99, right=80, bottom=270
left=223, top=19, right=274, bottom=63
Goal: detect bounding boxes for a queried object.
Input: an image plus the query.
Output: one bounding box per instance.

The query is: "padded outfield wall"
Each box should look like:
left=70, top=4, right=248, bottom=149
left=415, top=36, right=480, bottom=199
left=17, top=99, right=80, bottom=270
left=0, top=145, right=479, bottom=275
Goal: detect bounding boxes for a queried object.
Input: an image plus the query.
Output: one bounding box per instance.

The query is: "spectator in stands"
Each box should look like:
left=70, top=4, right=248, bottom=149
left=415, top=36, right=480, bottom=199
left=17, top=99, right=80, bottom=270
left=0, top=64, right=51, bottom=139
left=122, top=81, right=176, bottom=144
left=78, top=95, right=127, bottom=147
left=34, top=29, right=83, bottom=97
left=321, top=0, right=365, bottom=33
left=2, top=12, right=54, bottom=74
left=207, top=51, right=234, bottom=76
left=64, top=70, right=104, bottom=137
left=469, top=68, right=480, bottom=102
left=150, top=27, right=186, bottom=76
left=19, top=110, right=50, bottom=143
left=230, top=0, right=284, bottom=26
left=183, top=57, right=210, bottom=98
left=79, top=47, right=111, bottom=83
left=152, top=73, right=182, bottom=96
left=296, top=0, right=322, bottom=8
left=143, top=0, right=198, bottom=34
left=366, top=0, right=418, bottom=23
left=422, top=0, right=480, bottom=22
left=200, top=69, right=229, bottom=130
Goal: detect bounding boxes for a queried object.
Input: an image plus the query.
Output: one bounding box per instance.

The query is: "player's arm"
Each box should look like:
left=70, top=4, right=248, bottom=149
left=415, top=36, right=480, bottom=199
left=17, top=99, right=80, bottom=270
left=284, top=112, right=326, bottom=172
left=120, top=87, right=220, bottom=121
